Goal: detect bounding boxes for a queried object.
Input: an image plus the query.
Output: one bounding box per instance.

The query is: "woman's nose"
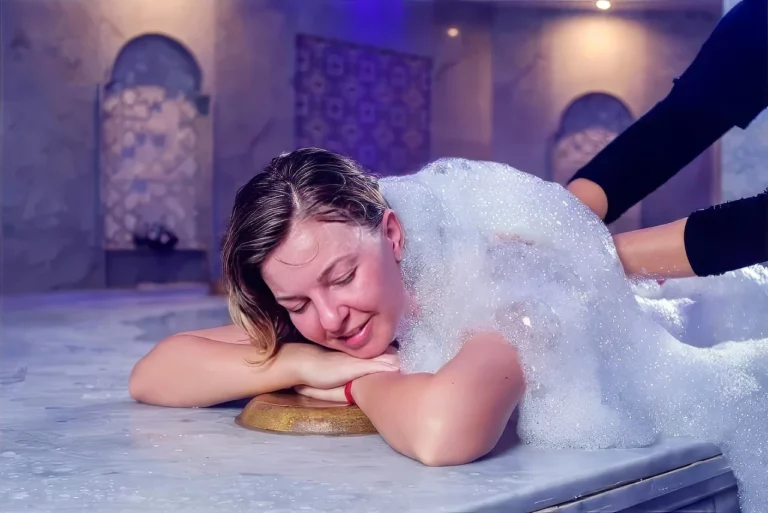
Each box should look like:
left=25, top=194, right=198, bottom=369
left=316, top=298, right=348, bottom=334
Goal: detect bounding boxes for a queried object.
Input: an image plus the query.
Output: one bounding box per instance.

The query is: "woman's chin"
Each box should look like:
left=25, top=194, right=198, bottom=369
left=350, top=339, right=391, bottom=359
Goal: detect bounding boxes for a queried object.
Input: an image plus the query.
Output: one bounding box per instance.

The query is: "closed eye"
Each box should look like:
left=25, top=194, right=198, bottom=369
left=286, top=302, right=309, bottom=314
left=333, top=269, right=356, bottom=287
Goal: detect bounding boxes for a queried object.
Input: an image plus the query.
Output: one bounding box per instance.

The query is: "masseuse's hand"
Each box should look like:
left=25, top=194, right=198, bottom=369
left=566, top=178, right=609, bottom=220
left=282, top=342, right=399, bottom=392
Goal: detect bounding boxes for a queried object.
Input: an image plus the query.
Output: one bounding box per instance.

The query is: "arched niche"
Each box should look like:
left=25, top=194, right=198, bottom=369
left=100, top=34, right=209, bottom=252
left=549, top=92, right=641, bottom=234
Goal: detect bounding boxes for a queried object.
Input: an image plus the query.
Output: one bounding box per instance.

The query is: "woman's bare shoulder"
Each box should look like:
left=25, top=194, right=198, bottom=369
left=177, top=324, right=252, bottom=345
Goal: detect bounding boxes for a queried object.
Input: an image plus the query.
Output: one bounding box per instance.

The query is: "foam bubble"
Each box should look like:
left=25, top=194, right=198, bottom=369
left=379, top=157, right=768, bottom=512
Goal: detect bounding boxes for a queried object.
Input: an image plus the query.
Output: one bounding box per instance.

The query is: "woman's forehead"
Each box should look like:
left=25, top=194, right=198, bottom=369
left=263, top=221, right=367, bottom=280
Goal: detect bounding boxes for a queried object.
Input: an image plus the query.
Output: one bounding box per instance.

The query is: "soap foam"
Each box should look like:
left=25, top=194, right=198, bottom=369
left=379, top=158, right=768, bottom=512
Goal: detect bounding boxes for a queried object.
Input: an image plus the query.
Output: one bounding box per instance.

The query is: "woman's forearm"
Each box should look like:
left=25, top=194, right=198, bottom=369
left=129, top=335, right=299, bottom=407
left=612, top=217, right=695, bottom=279
left=352, top=371, right=436, bottom=460
left=354, top=333, right=524, bottom=466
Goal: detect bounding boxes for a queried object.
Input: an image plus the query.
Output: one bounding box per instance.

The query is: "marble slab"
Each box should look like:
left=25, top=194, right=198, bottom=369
left=0, top=288, right=735, bottom=512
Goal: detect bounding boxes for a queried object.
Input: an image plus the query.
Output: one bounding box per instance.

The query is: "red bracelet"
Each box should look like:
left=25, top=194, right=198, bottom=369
left=344, top=380, right=356, bottom=405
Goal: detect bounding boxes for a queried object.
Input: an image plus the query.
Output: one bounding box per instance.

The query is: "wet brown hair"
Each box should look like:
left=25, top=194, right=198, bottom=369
left=221, top=148, right=389, bottom=361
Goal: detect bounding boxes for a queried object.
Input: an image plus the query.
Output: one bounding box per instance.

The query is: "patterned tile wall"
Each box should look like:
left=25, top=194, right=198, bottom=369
left=295, top=35, right=431, bottom=176
left=101, top=86, right=202, bottom=250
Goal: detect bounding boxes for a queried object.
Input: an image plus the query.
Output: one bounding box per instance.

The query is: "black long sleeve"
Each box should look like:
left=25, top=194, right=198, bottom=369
left=570, top=0, right=768, bottom=276
left=684, top=189, right=768, bottom=276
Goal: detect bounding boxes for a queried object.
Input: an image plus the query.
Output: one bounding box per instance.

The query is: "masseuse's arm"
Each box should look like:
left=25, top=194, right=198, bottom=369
left=568, top=0, right=767, bottom=224
left=353, top=332, right=525, bottom=467
left=613, top=190, right=768, bottom=279
left=611, top=218, right=695, bottom=279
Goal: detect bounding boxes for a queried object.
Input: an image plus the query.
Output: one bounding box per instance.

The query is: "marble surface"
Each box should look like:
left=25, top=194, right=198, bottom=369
left=0, top=289, right=734, bottom=512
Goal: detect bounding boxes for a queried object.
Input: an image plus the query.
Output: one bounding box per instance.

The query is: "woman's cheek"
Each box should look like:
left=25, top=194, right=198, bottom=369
left=292, top=313, right=322, bottom=343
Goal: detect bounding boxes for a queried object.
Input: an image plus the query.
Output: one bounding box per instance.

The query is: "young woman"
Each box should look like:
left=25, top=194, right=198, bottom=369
left=130, top=148, right=768, bottom=511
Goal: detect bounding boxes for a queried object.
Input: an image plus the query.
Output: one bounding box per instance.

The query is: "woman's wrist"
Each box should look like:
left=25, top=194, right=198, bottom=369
left=344, top=380, right=356, bottom=405
left=350, top=372, right=387, bottom=408
left=273, top=342, right=310, bottom=386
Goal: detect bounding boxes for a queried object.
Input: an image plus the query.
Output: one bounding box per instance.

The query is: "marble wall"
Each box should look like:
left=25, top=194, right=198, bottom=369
left=492, top=7, right=721, bottom=228
left=1, top=0, right=216, bottom=293
left=549, top=92, right=641, bottom=233
left=722, top=112, right=768, bottom=201
left=1, top=0, right=722, bottom=293
left=209, top=0, right=492, bottom=281
left=1, top=0, right=104, bottom=294
left=431, top=1, right=494, bottom=160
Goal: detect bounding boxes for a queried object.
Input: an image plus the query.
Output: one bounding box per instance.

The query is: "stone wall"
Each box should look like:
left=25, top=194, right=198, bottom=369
left=1, top=0, right=723, bottom=293
left=1, top=0, right=104, bottom=293
left=209, top=0, right=491, bottom=281
left=1, top=0, right=216, bottom=293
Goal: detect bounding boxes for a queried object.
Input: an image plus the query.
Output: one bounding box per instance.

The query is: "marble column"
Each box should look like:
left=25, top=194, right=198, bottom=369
left=720, top=0, right=768, bottom=202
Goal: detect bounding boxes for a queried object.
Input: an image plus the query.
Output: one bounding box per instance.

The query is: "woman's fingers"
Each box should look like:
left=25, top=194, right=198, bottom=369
left=332, top=356, right=399, bottom=387
left=302, top=348, right=400, bottom=390
left=294, top=385, right=344, bottom=402
left=372, top=352, right=400, bottom=367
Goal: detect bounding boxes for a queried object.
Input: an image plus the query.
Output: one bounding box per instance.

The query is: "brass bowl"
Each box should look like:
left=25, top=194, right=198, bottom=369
left=236, top=391, right=378, bottom=436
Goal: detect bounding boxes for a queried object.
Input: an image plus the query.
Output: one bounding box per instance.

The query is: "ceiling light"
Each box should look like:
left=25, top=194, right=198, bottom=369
left=596, top=0, right=611, bottom=10
left=447, top=27, right=460, bottom=38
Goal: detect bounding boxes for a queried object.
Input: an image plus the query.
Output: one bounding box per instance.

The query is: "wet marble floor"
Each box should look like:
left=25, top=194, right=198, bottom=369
left=0, top=287, right=736, bottom=512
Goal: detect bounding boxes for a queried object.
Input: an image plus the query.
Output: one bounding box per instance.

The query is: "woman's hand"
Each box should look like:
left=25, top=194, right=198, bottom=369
left=293, top=383, right=347, bottom=403
left=281, top=342, right=399, bottom=391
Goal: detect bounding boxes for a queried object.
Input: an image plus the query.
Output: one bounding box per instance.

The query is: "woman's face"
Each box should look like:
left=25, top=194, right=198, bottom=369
left=261, top=210, right=406, bottom=359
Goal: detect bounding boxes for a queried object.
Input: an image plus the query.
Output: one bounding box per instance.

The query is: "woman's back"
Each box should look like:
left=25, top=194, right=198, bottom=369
left=382, top=158, right=768, bottom=511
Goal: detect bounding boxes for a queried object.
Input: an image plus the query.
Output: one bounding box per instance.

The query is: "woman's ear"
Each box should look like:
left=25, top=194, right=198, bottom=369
left=382, top=209, right=404, bottom=262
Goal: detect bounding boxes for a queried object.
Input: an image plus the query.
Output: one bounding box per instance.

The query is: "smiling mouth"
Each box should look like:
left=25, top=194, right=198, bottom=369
left=338, top=319, right=369, bottom=340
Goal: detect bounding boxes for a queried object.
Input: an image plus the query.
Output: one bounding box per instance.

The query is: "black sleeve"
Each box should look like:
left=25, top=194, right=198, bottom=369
left=684, top=189, right=768, bottom=276
left=569, top=0, right=768, bottom=225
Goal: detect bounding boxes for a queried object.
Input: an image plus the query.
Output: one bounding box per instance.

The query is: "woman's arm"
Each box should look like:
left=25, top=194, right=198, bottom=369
left=129, top=326, right=300, bottom=407
left=352, top=332, right=525, bottom=467
left=129, top=325, right=400, bottom=408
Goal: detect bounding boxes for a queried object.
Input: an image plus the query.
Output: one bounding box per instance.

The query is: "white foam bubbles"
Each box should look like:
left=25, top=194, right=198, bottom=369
left=379, top=158, right=768, bottom=512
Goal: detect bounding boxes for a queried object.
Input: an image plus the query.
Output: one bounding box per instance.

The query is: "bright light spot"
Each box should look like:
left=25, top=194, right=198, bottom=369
left=596, top=0, right=611, bottom=10
left=447, top=27, right=460, bottom=38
